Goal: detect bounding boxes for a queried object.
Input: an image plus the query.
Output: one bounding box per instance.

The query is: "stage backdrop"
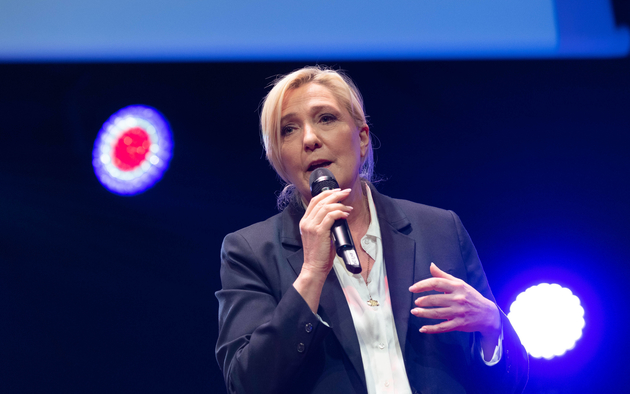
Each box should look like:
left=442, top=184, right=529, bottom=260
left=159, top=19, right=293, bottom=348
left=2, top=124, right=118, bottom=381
left=0, top=59, right=629, bottom=392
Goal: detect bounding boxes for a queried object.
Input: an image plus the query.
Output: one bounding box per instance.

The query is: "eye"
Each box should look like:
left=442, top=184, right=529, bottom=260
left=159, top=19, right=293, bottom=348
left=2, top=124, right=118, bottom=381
left=320, top=114, right=337, bottom=124
left=281, top=124, right=296, bottom=136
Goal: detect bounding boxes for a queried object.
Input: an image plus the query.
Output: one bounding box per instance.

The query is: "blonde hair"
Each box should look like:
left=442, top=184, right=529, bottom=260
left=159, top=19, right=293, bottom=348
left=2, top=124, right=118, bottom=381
left=260, top=66, right=374, bottom=208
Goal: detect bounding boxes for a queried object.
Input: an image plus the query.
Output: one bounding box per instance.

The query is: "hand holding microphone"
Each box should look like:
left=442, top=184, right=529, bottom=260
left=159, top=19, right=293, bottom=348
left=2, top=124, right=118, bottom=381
left=309, top=168, right=362, bottom=274
left=292, top=169, right=358, bottom=313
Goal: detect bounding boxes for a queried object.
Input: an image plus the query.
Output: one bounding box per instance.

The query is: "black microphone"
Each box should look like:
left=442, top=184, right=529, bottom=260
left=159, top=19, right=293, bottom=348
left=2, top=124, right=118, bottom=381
left=309, top=168, right=362, bottom=274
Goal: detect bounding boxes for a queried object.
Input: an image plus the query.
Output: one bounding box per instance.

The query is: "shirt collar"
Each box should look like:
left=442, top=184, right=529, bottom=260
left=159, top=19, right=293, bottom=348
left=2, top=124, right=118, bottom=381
left=364, top=185, right=381, bottom=241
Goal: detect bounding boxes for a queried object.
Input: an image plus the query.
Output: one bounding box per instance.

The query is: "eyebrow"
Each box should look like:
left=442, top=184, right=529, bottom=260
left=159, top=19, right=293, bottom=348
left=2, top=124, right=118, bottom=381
left=280, top=105, right=339, bottom=124
left=280, top=112, right=297, bottom=125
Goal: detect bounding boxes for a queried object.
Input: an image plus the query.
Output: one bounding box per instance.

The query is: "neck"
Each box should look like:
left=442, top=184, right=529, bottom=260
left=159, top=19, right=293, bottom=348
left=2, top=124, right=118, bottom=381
left=344, top=180, right=370, bottom=230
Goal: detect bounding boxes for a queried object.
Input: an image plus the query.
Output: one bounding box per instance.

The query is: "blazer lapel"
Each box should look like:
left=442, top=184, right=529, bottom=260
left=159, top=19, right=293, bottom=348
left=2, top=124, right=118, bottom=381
left=370, top=186, right=416, bottom=357
left=319, top=271, right=367, bottom=387
left=281, top=205, right=367, bottom=389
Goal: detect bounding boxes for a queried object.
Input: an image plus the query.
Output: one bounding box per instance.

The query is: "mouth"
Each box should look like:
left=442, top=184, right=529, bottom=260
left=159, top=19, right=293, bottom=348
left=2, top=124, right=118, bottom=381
left=307, top=160, right=332, bottom=172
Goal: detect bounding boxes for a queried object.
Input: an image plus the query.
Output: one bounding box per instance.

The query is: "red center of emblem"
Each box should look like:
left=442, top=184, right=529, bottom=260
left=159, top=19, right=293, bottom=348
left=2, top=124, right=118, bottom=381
left=112, top=127, right=151, bottom=171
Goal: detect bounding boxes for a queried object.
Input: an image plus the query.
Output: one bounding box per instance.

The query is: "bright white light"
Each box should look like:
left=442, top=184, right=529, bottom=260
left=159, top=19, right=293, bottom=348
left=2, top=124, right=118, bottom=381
left=508, top=283, right=585, bottom=360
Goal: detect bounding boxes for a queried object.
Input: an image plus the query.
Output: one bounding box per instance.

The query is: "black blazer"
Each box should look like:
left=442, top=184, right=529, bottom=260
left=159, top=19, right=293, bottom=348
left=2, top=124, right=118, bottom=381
left=216, top=186, right=528, bottom=394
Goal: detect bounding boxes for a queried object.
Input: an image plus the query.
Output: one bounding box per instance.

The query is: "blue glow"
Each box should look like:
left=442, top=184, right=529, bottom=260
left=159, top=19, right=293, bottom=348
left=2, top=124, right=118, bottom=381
left=92, top=105, right=173, bottom=196
left=508, top=283, right=585, bottom=360
left=0, top=0, right=626, bottom=61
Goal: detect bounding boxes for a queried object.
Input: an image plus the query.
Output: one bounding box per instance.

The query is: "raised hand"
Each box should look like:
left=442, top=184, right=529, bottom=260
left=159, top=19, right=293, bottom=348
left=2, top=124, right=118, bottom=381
left=409, top=263, right=501, bottom=359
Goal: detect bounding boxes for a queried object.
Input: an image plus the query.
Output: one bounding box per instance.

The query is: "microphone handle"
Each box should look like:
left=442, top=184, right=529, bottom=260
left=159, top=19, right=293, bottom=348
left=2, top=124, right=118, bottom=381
left=331, top=219, right=362, bottom=274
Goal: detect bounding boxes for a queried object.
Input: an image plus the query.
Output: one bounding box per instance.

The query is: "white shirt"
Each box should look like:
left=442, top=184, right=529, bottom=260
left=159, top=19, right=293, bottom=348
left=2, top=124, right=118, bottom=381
left=332, top=187, right=412, bottom=394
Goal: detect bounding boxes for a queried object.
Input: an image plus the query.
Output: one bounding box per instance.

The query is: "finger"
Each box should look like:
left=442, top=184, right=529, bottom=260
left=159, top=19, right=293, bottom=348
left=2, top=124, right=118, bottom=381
left=310, top=202, right=353, bottom=224
left=300, top=208, right=352, bottom=239
left=410, top=306, right=454, bottom=320
left=304, top=189, right=343, bottom=216
left=315, top=188, right=351, bottom=205
left=429, top=262, right=457, bottom=281
left=303, top=190, right=351, bottom=224
left=316, top=209, right=353, bottom=232
left=302, top=204, right=353, bottom=237
left=414, top=294, right=453, bottom=308
left=305, top=189, right=352, bottom=218
left=419, top=319, right=459, bottom=334
left=409, top=277, right=456, bottom=294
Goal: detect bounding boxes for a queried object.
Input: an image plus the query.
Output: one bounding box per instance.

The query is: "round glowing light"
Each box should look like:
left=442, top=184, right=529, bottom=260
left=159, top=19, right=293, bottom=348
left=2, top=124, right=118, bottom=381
left=508, top=283, right=585, bottom=360
left=92, top=105, right=173, bottom=195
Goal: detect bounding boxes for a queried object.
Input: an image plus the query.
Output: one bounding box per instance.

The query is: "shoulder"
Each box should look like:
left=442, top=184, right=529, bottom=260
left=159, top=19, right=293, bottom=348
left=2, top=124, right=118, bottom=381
left=233, top=211, right=284, bottom=236
left=223, top=211, right=285, bottom=248
left=390, top=197, right=468, bottom=247
left=219, top=212, right=287, bottom=286
left=222, top=203, right=303, bottom=256
left=392, top=197, right=453, bottom=218
left=370, top=186, right=461, bottom=231
left=393, top=197, right=460, bottom=226
left=219, top=208, right=301, bottom=299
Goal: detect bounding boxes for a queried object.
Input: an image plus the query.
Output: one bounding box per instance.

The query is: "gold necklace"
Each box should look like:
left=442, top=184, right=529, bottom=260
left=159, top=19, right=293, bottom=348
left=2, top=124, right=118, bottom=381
left=365, top=255, right=379, bottom=307
left=359, top=194, right=379, bottom=306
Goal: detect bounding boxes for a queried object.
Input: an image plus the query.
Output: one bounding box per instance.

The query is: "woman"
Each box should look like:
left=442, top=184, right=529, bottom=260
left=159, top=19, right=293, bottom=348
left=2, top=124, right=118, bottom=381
left=215, top=66, right=528, bottom=394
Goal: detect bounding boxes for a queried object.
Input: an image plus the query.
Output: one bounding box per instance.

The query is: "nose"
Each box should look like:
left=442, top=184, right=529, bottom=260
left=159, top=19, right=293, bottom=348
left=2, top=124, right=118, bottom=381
left=302, top=123, right=321, bottom=151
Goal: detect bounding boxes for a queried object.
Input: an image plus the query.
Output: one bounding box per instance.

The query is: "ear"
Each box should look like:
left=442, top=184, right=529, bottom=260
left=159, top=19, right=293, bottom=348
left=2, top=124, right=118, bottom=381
left=359, top=124, right=370, bottom=157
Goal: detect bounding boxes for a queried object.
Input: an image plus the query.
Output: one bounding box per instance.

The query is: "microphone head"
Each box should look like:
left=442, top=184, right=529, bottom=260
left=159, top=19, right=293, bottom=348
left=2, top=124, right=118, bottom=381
left=309, top=168, right=339, bottom=197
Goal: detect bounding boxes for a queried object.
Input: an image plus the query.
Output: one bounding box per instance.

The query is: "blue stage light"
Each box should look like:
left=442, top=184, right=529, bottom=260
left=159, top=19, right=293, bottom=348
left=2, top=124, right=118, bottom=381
left=508, top=283, right=585, bottom=359
left=92, top=105, right=173, bottom=195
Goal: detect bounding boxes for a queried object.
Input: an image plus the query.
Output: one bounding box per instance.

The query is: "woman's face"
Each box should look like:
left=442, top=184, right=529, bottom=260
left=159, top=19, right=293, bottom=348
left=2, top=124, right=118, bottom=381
left=279, top=82, right=369, bottom=202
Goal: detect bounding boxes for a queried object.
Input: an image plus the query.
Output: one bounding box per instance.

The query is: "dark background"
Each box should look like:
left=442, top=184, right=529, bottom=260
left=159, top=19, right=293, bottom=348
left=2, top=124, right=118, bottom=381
left=1, top=54, right=629, bottom=394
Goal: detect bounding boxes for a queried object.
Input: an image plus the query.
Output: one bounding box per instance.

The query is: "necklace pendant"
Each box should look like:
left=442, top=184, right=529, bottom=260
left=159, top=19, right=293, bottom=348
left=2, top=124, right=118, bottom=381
left=367, top=298, right=379, bottom=307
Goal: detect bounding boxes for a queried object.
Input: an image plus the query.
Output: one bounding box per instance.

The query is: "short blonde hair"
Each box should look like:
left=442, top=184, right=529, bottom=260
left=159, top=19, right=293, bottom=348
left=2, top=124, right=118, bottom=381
left=260, top=66, right=374, bottom=186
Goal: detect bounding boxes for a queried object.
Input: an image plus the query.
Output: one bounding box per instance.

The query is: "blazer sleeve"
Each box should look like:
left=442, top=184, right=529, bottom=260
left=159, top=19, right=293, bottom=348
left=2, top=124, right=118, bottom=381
left=450, top=211, right=529, bottom=394
left=215, top=231, right=331, bottom=394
